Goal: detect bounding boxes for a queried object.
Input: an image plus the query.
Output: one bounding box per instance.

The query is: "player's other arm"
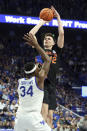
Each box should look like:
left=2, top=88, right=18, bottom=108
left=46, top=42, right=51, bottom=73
left=23, top=33, right=51, bottom=78
left=29, top=19, right=46, bottom=35
left=51, top=6, right=64, bottom=48
left=35, top=42, right=51, bottom=78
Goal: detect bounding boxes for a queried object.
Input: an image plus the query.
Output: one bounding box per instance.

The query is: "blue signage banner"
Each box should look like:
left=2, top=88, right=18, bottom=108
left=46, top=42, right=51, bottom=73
left=0, top=14, right=87, bottom=29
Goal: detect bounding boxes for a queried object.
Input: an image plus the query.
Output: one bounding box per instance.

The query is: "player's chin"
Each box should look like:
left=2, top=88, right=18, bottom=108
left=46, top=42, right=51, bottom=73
left=44, top=45, right=49, bottom=48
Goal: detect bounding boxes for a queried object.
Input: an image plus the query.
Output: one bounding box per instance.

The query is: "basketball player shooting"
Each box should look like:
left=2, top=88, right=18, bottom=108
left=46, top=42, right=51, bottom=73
left=14, top=33, right=53, bottom=131
left=29, top=6, right=64, bottom=129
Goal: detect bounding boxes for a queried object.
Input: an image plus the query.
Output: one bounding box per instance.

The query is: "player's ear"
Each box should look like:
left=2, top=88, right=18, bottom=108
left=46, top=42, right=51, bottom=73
left=53, top=41, right=55, bottom=45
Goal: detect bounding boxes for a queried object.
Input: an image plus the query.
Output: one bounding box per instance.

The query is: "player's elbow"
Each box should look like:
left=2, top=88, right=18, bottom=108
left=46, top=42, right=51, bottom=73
left=58, top=35, right=64, bottom=48
left=58, top=42, right=64, bottom=48
left=59, top=30, right=64, bottom=36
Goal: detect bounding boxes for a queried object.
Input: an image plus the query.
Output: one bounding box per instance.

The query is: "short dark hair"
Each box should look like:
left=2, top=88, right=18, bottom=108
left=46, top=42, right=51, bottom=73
left=44, top=33, right=56, bottom=42
left=24, top=62, right=35, bottom=73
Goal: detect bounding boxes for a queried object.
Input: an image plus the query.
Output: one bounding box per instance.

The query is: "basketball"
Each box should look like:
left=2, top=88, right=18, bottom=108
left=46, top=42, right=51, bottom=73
left=39, top=8, right=54, bottom=21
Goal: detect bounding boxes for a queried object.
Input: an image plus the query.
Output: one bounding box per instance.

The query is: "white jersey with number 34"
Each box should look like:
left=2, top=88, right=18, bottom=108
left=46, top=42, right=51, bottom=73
left=17, top=77, right=44, bottom=115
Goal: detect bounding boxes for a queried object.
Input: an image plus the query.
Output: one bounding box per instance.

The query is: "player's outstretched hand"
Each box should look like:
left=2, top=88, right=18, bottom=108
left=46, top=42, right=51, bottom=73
left=51, top=6, right=60, bottom=18
left=23, top=33, right=38, bottom=47
left=39, top=18, right=50, bottom=24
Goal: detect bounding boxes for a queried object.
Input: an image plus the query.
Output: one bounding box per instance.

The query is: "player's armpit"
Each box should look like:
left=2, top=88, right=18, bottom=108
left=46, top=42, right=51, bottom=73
left=38, top=69, right=47, bottom=80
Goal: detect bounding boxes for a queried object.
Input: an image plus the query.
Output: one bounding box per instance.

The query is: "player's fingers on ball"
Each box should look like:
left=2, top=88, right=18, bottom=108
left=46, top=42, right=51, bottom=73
left=51, top=6, right=54, bottom=10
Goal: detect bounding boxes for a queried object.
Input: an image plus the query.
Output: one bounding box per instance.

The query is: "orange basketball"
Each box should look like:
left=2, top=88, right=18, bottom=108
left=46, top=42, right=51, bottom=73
left=39, top=8, right=54, bottom=21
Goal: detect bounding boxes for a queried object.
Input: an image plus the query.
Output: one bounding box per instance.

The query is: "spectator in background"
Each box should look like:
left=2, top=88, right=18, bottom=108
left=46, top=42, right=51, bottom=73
left=79, top=119, right=87, bottom=131
left=2, top=88, right=8, bottom=100
left=0, top=80, right=5, bottom=89
left=0, top=99, right=6, bottom=110
left=78, top=115, right=87, bottom=128
left=8, top=92, right=15, bottom=104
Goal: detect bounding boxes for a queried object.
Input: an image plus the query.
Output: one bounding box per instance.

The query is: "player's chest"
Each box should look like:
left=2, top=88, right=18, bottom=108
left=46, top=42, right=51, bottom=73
left=45, top=50, right=58, bottom=64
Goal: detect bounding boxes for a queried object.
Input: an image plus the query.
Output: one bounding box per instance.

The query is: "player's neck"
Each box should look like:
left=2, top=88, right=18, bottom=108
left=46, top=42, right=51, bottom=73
left=25, top=74, right=35, bottom=79
left=44, top=46, right=52, bottom=50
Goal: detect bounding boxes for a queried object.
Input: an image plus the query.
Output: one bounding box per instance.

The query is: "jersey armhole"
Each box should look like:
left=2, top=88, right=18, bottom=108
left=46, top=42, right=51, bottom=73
left=35, top=77, right=44, bottom=91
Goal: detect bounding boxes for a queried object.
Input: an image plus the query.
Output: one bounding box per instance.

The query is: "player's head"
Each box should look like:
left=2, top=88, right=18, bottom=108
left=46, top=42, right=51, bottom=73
left=43, top=33, right=55, bottom=49
left=24, top=62, right=42, bottom=77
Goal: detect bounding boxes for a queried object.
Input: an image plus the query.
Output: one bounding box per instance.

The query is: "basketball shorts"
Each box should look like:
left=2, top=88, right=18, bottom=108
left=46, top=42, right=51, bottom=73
left=14, top=112, right=53, bottom=131
left=43, top=80, right=57, bottom=110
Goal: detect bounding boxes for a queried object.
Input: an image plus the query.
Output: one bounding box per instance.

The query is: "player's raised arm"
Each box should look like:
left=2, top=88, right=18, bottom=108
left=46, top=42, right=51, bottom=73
left=29, top=8, right=53, bottom=35
left=51, top=6, right=64, bottom=48
left=23, top=33, right=51, bottom=78
left=29, top=19, right=46, bottom=35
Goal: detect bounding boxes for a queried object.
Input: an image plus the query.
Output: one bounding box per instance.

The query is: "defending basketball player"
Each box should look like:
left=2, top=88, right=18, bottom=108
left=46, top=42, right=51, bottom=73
left=29, top=6, right=64, bottom=129
left=14, top=33, right=52, bottom=131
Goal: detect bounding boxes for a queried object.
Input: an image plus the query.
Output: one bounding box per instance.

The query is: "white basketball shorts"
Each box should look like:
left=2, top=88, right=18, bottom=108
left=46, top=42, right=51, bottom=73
left=14, top=112, right=53, bottom=131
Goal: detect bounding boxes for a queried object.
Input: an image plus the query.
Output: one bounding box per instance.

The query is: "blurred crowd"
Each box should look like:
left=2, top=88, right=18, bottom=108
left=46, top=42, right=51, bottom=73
left=0, top=0, right=87, bottom=20
left=56, top=86, right=87, bottom=116
left=57, top=33, right=87, bottom=87
left=53, top=106, right=87, bottom=131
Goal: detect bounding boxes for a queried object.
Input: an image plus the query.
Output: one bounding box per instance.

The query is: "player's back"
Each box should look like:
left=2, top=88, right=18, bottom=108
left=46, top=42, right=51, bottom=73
left=17, top=76, right=44, bottom=115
